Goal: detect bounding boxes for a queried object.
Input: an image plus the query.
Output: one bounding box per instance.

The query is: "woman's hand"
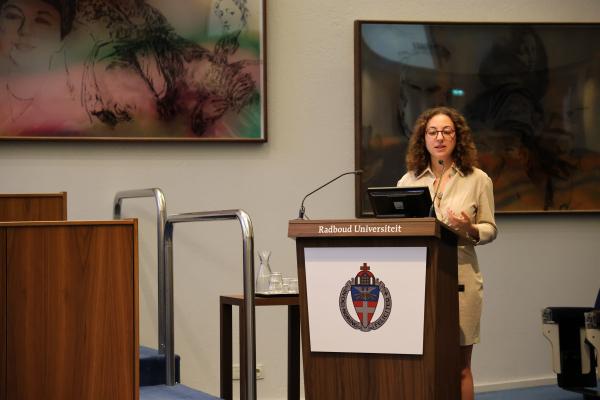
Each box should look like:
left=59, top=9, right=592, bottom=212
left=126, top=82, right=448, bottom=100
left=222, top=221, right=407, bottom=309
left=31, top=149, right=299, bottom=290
left=446, top=207, right=480, bottom=241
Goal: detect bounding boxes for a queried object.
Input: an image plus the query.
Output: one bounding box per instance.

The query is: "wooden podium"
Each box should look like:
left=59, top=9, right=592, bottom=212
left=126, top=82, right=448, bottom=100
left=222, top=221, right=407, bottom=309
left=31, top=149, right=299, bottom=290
left=0, top=192, right=67, bottom=222
left=0, top=220, right=139, bottom=400
left=288, top=218, right=474, bottom=400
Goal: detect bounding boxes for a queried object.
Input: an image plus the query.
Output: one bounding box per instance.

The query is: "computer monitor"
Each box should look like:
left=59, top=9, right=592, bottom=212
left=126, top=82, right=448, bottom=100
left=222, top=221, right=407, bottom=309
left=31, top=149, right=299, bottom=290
left=367, top=186, right=433, bottom=218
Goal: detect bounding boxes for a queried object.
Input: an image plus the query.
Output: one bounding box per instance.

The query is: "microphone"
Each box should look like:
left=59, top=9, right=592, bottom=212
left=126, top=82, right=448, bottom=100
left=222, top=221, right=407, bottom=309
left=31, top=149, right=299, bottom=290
left=297, top=170, right=363, bottom=220
left=429, top=160, right=445, bottom=218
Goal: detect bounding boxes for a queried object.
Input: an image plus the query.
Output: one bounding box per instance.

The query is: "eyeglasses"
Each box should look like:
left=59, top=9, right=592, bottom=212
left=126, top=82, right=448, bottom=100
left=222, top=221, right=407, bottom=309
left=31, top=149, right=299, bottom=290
left=425, top=128, right=455, bottom=138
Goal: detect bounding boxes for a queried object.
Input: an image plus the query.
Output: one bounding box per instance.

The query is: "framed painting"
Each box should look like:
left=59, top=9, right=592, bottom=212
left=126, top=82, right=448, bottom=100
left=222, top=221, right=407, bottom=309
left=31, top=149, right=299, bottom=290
left=355, top=21, right=600, bottom=215
left=0, top=0, right=266, bottom=141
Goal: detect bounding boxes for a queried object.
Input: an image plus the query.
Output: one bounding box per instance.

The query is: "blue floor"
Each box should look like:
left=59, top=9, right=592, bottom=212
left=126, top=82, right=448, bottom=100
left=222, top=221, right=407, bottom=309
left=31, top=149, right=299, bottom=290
left=140, top=384, right=221, bottom=400
left=476, top=385, right=594, bottom=400
left=139, top=383, right=594, bottom=400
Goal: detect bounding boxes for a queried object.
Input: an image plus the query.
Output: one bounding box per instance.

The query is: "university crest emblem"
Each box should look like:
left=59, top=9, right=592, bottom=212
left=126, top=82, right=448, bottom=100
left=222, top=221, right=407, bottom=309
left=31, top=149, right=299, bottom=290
left=339, top=263, right=392, bottom=332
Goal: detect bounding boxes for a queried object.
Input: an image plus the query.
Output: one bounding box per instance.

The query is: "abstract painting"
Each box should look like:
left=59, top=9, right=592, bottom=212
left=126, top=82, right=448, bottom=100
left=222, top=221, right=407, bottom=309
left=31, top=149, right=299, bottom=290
left=355, top=21, right=600, bottom=214
left=0, top=0, right=266, bottom=141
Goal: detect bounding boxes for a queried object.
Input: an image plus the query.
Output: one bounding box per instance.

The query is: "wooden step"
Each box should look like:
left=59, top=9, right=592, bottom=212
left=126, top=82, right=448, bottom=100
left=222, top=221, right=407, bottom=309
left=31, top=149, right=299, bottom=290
left=140, top=346, right=181, bottom=387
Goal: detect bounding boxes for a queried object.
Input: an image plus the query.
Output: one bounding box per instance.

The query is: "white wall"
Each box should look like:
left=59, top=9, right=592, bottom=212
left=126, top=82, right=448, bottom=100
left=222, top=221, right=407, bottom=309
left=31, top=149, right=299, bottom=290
left=1, top=0, right=600, bottom=398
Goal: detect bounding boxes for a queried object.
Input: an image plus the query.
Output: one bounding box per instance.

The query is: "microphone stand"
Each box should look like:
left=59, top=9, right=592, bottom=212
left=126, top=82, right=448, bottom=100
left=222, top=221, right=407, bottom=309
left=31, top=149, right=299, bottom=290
left=298, top=170, right=363, bottom=220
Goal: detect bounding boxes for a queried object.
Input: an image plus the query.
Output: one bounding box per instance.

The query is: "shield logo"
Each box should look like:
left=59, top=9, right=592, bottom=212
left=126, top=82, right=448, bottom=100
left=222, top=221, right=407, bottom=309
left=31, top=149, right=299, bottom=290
left=351, top=263, right=380, bottom=327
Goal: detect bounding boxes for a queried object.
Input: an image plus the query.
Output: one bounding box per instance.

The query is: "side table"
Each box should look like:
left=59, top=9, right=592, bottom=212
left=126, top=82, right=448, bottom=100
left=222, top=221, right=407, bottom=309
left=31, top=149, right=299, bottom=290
left=220, top=295, right=300, bottom=400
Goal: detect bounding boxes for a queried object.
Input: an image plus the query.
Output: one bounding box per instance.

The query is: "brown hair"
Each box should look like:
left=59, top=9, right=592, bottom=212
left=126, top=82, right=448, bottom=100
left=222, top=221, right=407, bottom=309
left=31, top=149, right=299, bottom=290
left=406, top=107, right=478, bottom=176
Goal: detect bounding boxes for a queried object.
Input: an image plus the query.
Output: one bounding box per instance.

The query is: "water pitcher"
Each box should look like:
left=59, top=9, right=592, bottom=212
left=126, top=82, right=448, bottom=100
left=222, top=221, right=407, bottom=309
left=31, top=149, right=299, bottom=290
left=256, top=251, right=273, bottom=294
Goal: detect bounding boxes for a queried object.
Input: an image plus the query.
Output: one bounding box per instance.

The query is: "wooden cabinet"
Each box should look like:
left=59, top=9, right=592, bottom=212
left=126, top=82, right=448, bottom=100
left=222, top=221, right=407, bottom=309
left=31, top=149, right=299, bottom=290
left=1, top=221, right=139, bottom=400
left=0, top=193, right=67, bottom=222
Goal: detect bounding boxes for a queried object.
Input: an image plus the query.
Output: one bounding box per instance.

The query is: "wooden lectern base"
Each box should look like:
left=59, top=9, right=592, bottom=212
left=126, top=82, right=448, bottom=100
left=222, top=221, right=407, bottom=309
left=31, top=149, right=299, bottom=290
left=289, top=219, right=469, bottom=400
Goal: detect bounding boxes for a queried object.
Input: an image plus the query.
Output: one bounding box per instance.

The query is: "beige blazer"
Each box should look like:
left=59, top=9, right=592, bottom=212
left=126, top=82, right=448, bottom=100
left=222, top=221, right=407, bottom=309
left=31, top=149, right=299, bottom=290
left=398, top=165, right=498, bottom=345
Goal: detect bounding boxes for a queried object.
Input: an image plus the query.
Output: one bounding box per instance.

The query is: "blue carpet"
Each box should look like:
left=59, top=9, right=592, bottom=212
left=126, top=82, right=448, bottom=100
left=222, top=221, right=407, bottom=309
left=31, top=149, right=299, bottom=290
left=476, top=385, right=591, bottom=399
left=140, top=384, right=221, bottom=400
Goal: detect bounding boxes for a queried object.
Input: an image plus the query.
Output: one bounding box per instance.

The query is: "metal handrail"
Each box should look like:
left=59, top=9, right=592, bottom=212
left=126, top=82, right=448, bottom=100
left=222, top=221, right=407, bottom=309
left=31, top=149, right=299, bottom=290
left=164, top=210, right=256, bottom=400
left=113, top=188, right=168, bottom=355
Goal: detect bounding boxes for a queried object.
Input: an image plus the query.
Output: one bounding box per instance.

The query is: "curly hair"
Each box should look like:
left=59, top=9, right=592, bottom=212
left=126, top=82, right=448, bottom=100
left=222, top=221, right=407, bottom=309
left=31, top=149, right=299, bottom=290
left=406, top=107, right=478, bottom=176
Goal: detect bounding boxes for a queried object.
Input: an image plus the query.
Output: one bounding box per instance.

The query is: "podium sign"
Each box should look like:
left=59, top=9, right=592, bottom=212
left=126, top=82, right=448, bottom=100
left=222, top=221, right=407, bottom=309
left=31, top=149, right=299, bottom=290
left=289, top=218, right=472, bottom=400
left=305, top=247, right=426, bottom=354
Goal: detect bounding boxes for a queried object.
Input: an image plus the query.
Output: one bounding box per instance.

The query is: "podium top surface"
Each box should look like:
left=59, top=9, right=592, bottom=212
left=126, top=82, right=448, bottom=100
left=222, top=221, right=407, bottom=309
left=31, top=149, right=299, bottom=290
left=0, top=220, right=136, bottom=227
left=0, top=192, right=65, bottom=198
left=288, top=218, right=476, bottom=246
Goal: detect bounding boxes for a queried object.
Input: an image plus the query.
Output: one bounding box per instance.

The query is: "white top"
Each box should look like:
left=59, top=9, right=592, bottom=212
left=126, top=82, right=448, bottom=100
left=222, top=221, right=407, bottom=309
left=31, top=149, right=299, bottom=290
left=397, top=165, right=497, bottom=245
left=397, top=164, right=498, bottom=345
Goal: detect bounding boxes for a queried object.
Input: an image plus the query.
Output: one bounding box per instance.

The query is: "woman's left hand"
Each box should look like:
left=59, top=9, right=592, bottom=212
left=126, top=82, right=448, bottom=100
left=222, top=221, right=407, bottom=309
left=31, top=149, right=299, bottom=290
left=447, top=207, right=480, bottom=240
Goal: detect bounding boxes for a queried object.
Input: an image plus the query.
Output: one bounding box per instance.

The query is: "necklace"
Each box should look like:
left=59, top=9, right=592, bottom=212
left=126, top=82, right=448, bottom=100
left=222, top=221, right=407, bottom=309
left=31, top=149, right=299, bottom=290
left=435, top=174, right=451, bottom=202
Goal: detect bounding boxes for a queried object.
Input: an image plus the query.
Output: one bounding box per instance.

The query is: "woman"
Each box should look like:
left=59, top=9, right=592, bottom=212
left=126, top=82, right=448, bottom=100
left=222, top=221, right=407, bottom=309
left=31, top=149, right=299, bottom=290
left=397, top=107, right=498, bottom=400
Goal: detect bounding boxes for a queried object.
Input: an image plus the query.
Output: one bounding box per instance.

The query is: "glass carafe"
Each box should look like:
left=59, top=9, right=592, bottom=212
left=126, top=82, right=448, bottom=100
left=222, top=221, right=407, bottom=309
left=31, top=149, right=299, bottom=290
left=256, top=251, right=272, bottom=294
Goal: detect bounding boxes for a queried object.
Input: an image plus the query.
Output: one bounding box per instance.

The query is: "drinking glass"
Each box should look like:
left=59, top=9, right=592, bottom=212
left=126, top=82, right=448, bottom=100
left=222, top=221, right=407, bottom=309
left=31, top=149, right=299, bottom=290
left=269, top=272, right=283, bottom=294
left=282, top=278, right=291, bottom=294
left=289, top=278, right=299, bottom=294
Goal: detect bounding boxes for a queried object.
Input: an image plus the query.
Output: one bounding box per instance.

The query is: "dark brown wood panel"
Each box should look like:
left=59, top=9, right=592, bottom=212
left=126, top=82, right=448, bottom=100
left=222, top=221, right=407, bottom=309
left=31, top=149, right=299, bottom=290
left=220, top=301, right=233, bottom=400
left=296, top=235, right=460, bottom=400
left=433, top=228, right=461, bottom=396
left=354, top=20, right=364, bottom=219
left=0, top=228, right=5, bottom=400
left=0, top=194, right=66, bottom=222
left=130, top=219, right=139, bottom=398
left=221, top=294, right=299, bottom=307
left=6, top=224, right=136, bottom=400
left=287, top=305, right=301, bottom=400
